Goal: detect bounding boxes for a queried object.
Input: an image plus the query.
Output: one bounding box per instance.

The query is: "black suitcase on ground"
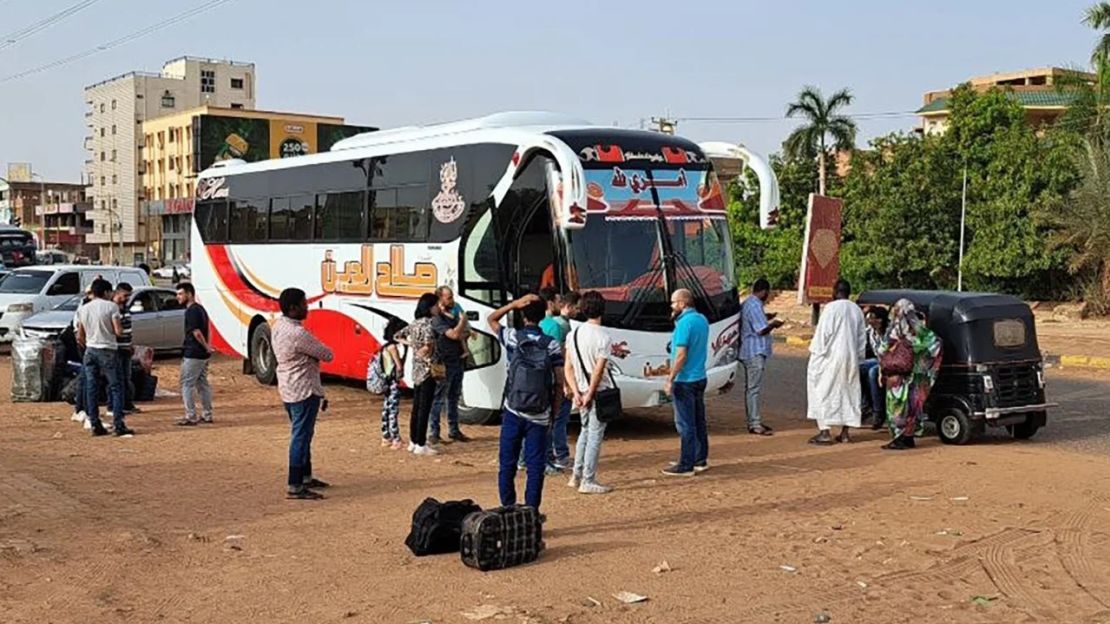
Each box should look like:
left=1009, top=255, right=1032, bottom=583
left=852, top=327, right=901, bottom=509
left=404, top=498, right=482, bottom=556
left=460, top=505, right=544, bottom=571
left=135, top=373, right=157, bottom=402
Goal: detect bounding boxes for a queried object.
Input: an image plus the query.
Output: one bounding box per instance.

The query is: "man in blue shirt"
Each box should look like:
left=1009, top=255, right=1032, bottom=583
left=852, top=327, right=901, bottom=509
left=662, top=289, right=710, bottom=477
left=739, top=278, right=784, bottom=436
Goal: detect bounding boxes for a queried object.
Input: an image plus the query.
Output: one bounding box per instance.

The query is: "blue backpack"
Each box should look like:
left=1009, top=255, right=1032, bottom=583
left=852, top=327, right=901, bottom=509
left=504, top=331, right=555, bottom=414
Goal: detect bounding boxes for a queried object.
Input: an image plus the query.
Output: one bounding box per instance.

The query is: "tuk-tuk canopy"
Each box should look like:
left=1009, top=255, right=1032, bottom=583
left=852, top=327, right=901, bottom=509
left=855, top=290, right=1041, bottom=365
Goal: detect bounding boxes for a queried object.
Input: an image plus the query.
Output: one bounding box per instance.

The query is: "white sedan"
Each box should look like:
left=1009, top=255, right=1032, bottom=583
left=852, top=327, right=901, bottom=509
left=153, top=264, right=191, bottom=280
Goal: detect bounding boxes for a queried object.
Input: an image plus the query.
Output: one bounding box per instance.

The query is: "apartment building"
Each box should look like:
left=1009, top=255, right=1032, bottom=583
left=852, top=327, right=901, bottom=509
left=0, top=180, right=93, bottom=258
left=84, top=56, right=256, bottom=264
left=917, top=67, right=1093, bottom=135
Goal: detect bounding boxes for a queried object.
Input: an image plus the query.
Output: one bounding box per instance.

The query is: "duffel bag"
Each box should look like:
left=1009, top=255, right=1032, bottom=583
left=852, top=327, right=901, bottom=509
left=460, top=505, right=544, bottom=571
left=404, top=497, right=482, bottom=556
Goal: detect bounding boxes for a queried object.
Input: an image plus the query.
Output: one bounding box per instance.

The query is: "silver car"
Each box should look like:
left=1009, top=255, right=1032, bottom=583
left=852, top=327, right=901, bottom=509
left=19, top=286, right=186, bottom=352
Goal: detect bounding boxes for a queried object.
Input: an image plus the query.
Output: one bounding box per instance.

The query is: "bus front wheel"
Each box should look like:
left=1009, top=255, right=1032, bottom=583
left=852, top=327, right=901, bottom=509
left=250, top=323, right=278, bottom=386
left=458, top=405, right=500, bottom=426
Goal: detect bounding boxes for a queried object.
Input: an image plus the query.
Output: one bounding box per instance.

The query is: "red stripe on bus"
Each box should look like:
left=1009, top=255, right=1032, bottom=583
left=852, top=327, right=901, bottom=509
left=207, top=319, right=242, bottom=358
left=302, top=309, right=381, bottom=378
left=206, top=245, right=283, bottom=312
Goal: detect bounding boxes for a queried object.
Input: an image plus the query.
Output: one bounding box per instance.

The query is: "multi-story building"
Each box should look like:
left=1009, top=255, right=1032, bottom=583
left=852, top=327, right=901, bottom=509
left=0, top=180, right=94, bottom=258
left=140, top=107, right=373, bottom=263
left=84, top=56, right=256, bottom=264
left=917, top=67, right=1094, bottom=135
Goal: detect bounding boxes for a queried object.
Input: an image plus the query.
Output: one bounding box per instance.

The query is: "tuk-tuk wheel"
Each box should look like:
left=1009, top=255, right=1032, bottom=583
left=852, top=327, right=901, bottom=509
left=937, top=408, right=974, bottom=445
left=1009, top=420, right=1041, bottom=440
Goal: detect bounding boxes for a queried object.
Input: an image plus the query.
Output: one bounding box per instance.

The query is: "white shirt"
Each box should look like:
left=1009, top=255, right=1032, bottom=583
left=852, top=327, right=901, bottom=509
left=75, top=298, right=121, bottom=350
left=566, top=323, right=613, bottom=394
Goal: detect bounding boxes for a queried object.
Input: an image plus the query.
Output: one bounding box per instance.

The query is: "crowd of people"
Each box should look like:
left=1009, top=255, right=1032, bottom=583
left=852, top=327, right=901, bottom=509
left=62, top=273, right=944, bottom=506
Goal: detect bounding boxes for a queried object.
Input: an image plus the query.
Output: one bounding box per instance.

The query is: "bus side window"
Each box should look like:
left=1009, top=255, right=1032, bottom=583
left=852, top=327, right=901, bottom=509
left=460, top=206, right=504, bottom=307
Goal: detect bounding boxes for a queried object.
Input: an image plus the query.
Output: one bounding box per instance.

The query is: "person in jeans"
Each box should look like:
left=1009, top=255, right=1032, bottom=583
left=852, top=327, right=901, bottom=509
left=75, top=278, right=132, bottom=437
left=739, top=278, right=784, bottom=436
left=273, top=288, right=335, bottom=500
left=113, top=282, right=137, bottom=414
left=861, top=306, right=889, bottom=430
left=487, top=294, right=565, bottom=510
left=543, top=291, right=578, bottom=469
left=379, top=317, right=407, bottom=450
left=175, top=282, right=214, bottom=426
left=662, top=289, right=709, bottom=477
left=428, top=286, right=470, bottom=446
left=565, top=291, right=613, bottom=494
left=395, top=293, right=440, bottom=456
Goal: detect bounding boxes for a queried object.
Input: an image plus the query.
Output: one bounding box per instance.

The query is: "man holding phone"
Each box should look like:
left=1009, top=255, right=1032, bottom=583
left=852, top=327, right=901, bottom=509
left=739, top=278, right=784, bottom=436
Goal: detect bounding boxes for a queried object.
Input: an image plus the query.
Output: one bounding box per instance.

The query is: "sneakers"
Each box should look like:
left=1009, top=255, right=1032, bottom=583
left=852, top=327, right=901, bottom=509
left=661, top=466, right=696, bottom=477
left=693, top=462, right=710, bottom=473
left=544, top=464, right=563, bottom=476
left=175, top=419, right=198, bottom=427
left=91, top=424, right=110, bottom=437
left=114, top=426, right=135, bottom=437
left=448, top=431, right=471, bottom=443
left=286, top=488, right=325, bottom=500
left=407, top=441, right=416, bottom=452
left=303, top=478, right=330, bottom=489
left=82, top=416, right=92, bottom=431
left=200, top=417, right=214, bottom=424
left=578, top=481, right=613, bottom=494
left=71, top=410, right=87, bottom=423
left=567, top=474, right=581, bottom=488
left=412, top=445, right=439, bottom=456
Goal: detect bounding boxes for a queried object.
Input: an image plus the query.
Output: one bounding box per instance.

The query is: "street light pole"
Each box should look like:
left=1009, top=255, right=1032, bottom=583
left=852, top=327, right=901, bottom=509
left=958, top=165, right=968, bottom=292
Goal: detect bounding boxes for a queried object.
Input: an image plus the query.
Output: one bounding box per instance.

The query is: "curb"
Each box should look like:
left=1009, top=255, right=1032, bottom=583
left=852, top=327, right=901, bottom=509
left=774, top=335, right=1110, bottom=371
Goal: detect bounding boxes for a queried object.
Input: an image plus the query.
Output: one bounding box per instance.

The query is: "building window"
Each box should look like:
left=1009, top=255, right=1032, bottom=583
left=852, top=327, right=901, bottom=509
left=168, top=158, right=175, bottom=171
left=230, top=103, right=244, bottom=110
left=185, top=155, right=192, bottom=171
left=111, top=149, right=117, bottom=162
left=112, top=175, right=117, bottom=184
left=100, top=200, right=106, bottom=211
left=100, top=176, right=105, bottom=186
left=99, top=103, right=105, bottom=113
left=230, top=77, right=244, bottom=89
left=111, top=99, right=117, bottom=110
left=100, top=128, right=105, bottom=137
left=161, top=90, right=175, bottom=108
left=111, top=124, right=116, bottom=135
left=168, top=128, right=175, bottom=143
left=200, top=69, right=216, bottom=94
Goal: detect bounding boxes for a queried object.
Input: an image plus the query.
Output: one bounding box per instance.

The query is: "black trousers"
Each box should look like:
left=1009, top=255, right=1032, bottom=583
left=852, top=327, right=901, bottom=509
left=409, top=377, right=437, bottom=446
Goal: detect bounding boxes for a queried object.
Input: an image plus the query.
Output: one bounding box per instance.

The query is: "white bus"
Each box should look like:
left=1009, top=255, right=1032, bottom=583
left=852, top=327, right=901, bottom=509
left=191, top=112, right=778, bottom=423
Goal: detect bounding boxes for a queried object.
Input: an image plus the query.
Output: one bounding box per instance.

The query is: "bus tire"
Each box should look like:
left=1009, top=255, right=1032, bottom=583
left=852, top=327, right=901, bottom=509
left=937, top=407, right=974, bottom=445
left=249, top=322, right=278, bottom=386
left=458, top=405, right=500, bottom=426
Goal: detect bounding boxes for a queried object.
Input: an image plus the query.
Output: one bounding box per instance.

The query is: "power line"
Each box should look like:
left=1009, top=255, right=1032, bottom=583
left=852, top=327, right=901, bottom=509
left=1, top=0, right=235, bottom=83
left=0, top=0, right=103, bottom=53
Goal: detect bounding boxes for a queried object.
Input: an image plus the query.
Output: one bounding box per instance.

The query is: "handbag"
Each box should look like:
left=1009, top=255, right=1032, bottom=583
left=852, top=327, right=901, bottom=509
left=880, top=338, right=914, bottom=376
left=573, top=327, right=622, bottom=422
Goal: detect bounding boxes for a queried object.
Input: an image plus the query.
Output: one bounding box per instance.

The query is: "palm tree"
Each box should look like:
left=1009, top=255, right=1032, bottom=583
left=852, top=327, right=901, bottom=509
left=784, top=86, right=857, bottom=195
left=1084, top=2, right=1110, bottom=64
left=1048, top=137, right=1110, bottom=314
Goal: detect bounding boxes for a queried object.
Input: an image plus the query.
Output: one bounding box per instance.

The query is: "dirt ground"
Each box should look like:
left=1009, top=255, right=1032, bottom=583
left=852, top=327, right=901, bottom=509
left=2, top=352, right=1110, bottom=624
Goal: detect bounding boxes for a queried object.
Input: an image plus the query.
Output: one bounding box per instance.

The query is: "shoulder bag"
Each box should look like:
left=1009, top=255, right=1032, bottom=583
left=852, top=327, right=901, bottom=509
left=573, top=327, right=622, bottom=422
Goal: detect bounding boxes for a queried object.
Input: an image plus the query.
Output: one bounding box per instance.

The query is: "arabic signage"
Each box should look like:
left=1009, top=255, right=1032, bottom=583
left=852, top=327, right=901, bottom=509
left=320, top=244, right=438, bottom=299
left=797, top=194, right=843, bottom=304
left=582, top=167, right=725, bottom=222
left=192, top=115, right=375, bottom=172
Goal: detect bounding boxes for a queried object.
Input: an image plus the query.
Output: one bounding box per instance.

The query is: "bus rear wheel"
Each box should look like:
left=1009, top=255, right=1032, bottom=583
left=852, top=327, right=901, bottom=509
left=250, top=322, right=277, bottom=386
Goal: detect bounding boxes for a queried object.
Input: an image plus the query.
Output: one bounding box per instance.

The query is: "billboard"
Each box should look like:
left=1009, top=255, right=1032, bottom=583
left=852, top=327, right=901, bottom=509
left=7, top=163, right=32, bottom=183
left=192, top=115, right=375, bottom=173
left=797, top=194, right=843, bottom=305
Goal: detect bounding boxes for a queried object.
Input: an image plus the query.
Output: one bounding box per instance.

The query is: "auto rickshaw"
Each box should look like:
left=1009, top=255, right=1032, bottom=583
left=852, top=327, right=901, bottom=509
left=855, top=290, right=1055, bottom=445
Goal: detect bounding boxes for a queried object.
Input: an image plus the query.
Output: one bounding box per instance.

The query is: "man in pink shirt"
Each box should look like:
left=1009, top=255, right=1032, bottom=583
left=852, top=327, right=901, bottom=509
left=273, top=288, right=334, bottom=500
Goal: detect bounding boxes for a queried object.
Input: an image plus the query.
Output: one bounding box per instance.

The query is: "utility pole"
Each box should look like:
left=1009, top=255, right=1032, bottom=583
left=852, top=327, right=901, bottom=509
left=651, top=116, right=677, bottom=135
left=958, top=165, right=968, bottom=292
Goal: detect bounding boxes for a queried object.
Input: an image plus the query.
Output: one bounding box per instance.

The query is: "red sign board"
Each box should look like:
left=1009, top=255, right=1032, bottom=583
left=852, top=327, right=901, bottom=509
left=797, top=194, right=843, bottom=304
left=164, top=198, right=194, bottom=215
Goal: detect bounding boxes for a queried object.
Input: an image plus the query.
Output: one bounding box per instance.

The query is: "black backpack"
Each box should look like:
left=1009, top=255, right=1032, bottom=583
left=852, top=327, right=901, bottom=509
left=504, top=331, right=555, bottom=414
left=404, top=497, right=483, bottom=556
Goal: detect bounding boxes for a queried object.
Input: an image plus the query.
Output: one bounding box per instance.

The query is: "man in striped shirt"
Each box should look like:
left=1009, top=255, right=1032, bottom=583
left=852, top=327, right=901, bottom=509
left=113, top=282, right=137, bottom=414
left=273, top=288, right=334, bottom=500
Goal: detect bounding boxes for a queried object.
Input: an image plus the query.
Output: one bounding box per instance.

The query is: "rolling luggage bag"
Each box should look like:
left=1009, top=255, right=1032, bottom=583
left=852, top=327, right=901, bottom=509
left=460, top=505, right=544, bottom=571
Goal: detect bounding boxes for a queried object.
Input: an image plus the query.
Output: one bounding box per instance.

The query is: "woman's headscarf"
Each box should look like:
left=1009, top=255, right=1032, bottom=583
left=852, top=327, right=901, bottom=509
left=888, top=298, right=924, bottom=342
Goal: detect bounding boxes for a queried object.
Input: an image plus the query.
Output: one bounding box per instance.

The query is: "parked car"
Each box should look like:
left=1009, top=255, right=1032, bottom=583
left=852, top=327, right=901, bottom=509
left=19, top=286, right=185, bottom=352
left=35, top=250, right=70, bottom=265
left=152, top=263, right=191, bottom=280
left=0, top=265, right=152, bottom=344
left=856, top=289, right=1054, bottom=445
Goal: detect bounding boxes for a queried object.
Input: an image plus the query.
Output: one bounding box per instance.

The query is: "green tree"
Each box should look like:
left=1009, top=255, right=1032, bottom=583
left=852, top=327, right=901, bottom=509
left=1084, top=1, right=1110, bottom=63
left=784, top=86, right=857, bottom=195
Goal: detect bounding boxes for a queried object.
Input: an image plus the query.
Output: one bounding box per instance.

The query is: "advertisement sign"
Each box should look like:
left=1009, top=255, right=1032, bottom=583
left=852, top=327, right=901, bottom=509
left=797, top=193, right=843, bottom=304
left=7, top=163, right=32, bottom=183
left=192, top=115, right=375, bottom=173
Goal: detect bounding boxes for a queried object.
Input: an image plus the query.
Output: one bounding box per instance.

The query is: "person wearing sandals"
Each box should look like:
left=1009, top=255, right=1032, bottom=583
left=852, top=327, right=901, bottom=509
left=879, top=299, right=942, bottom=450
left=565, top=291, right=613, bottom=494
left=273, top=288, right=334, bottom=500
left=806, top=280, right=867, bottom=445
left=380, top=317, right=408, bottom=450
left=739, top=278, right=784, bottom=436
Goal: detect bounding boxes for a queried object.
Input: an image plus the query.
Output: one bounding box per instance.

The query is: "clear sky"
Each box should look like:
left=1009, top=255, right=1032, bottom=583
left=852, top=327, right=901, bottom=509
left=0, top=0, right=1099, bottom=181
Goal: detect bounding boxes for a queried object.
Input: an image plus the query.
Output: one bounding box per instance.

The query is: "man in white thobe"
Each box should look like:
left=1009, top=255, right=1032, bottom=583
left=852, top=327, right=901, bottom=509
left=807, top=279, right=867, bottom=445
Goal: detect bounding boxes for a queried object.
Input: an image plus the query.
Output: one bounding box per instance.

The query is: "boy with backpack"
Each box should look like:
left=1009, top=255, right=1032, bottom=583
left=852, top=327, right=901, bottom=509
left=487, top=293, right=565, bottom=510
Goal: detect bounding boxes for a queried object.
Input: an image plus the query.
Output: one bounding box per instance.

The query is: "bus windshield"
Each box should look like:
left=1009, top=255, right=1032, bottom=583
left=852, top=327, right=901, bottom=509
left=565, top=166, right=737, bottom=325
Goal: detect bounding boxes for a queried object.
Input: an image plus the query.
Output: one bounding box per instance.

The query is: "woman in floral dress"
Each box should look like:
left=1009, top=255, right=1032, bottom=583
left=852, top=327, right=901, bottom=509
left=879, top=299, right=942, bottom=450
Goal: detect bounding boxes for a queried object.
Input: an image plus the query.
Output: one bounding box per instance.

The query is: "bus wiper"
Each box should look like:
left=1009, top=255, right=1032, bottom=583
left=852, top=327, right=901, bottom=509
left=619, top=254, right=664, bottom=327
left=672, top=248, right=721, bottom=321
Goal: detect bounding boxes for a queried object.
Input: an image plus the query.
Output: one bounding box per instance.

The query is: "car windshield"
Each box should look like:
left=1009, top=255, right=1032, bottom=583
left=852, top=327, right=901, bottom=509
left=0, top=270, right=51, bottom=294
left=53, top=295, right=81, bottom=312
